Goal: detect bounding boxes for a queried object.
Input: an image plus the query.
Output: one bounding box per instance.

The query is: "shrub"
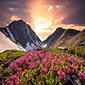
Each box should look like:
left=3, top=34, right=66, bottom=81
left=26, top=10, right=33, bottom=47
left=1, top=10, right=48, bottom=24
left=2, top=49, right=85, bottom=85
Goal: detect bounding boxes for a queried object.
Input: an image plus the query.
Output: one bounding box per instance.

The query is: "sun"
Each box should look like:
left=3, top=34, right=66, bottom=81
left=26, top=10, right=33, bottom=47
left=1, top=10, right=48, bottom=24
left=33, top=18, right=52, bottom=33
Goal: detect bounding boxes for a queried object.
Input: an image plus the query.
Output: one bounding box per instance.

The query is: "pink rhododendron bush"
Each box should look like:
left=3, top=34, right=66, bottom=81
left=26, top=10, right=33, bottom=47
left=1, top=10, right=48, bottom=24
left=2, top=49, right=85, bottom=85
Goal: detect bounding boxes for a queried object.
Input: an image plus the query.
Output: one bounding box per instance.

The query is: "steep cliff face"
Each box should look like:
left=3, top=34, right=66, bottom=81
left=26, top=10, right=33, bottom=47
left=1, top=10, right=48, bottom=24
left=43, top=27, right=65, bottom=47
left=51, top=29, right=80, bottom=47
left=1, top=20, right=42, bottom=50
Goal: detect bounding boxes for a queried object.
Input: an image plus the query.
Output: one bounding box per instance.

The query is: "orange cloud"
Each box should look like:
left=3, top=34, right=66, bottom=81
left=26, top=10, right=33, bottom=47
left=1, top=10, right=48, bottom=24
left=10, top=15, right=20, bottom=21
left=0, top=0, right=84, bottom=41
left=48, top=5, right=53, bottom=11
left=37, top=32, right=52, bottom=41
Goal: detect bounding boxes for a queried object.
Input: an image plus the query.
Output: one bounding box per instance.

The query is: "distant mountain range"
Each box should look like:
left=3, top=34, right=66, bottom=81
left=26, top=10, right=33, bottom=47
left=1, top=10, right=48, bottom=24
left=44, top=27, right=85, bottom=48
left=0, top=20, right=42, bottom=52
left=0, top=20, right=85, bottom=52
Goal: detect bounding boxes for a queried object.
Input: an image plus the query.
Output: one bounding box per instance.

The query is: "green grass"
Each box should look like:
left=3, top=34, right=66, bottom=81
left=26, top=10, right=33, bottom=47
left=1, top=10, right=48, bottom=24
left=0, top=50, right=26, bottom=60
left=0, top=50, right=26, bottom=84
left=0, top=50, right=26, bottom=69
left=66, top=46, right=85, bottom=57
left=46, top=46, right=85, bottom=58
left=0, top=46, right=85, bottom=84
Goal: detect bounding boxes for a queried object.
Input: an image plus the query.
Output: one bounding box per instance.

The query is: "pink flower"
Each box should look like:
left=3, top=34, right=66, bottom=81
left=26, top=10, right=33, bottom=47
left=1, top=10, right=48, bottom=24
left=28, top=51, right=33, bottom=56
left=11, top=74, right=20, bottom=82
left=40, top=67, right=48, bottom=73
left=58, top=68, right=64, bottom=78
left=71, top=64, right=75, bottom=68
left=39, top=52, right=44, bottom=58
left=45, top=52, right=51, bottom=58
left=49, top=66, right=53, bottom=71
left=79, top=61, right=83, bottom=65
left=2, top=80, right=8, bottom=85
left=24, top=69, right=27, bottom=74
left=36, top=60, right=40, bottom=65
left=16, top=58, right=23, bottom=65
left=65, top=67, right=70, bottom=73
left=78, top=71, right=83, bottom=80
left=28, top=62, right=34, bottom=68
left=42, top=58, right=47, bottom=64
left=10, top=63, right=20, bottom=71
left=56, top=63, right=59, bottom=67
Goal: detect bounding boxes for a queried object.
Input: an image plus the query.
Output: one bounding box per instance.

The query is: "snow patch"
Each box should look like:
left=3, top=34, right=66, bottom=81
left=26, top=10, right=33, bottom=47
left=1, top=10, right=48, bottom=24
left=25, top=42, right=33, bottom=50
left=17, top=43, right=26, bottom=51
left=3, top=30, right=8, bottom=36
left=42, top=44, right=47, bottom=48
left=25, top=42, right=39, bottom=50
left=6, top=27, right=16, bottom=42
left=35, top=41, right=42, bottom=46
left=31, top=43, right=36, bottom=49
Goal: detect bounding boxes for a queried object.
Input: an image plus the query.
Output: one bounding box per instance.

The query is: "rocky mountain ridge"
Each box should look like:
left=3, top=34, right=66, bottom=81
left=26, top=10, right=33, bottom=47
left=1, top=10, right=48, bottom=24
left=0, top=20, right=42, bottom=51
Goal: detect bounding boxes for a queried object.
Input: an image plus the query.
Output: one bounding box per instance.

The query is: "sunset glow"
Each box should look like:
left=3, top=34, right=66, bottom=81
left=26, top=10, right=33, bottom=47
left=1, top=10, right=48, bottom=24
left=10, top=16, right=20, bottom=21
left=34, top=18, right=52, bottom=33
left=0, top=0, right=85, bottom=41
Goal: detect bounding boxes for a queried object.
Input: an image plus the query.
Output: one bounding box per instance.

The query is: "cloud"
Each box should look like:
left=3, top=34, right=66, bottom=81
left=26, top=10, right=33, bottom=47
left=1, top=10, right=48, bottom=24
left=10, top=15, right=20, bottom=21
left=48, top=6, right=53, bottom=11
left=0, top=0, right=85, bottom=40
left=0, top=0, right=32, bottom=26
left=62, top=7, right=85, bottom=26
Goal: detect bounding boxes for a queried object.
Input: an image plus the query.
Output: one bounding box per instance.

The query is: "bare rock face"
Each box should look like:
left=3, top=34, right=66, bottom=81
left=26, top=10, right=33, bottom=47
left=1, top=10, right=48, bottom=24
left=1, top=20, right=42, bottom=50
left=43, top=27, right=65, bottom=47
left=65, top=75, right=81, bottom=85
left=44, top=27, right=83, bottom=48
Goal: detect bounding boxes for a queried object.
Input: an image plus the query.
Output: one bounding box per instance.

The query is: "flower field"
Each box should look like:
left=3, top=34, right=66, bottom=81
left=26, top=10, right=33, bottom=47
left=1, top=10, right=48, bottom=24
left=1, top=48, right=85, bottom=85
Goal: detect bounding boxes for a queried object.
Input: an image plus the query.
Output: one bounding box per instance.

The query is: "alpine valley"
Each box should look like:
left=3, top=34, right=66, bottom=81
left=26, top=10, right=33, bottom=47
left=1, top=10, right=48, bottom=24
left=0, top=20, right=85, bottom=52
left=0, top=20, right=85, bottom=85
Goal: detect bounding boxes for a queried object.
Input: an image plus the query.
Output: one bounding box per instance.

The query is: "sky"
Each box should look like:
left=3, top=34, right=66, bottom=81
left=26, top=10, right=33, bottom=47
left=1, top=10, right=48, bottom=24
left=0, top=0, right=85, bottom=41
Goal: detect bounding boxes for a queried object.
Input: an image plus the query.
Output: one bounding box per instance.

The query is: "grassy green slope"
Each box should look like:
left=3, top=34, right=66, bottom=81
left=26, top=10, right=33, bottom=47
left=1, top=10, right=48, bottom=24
left=67, top=30, right=85, bottom=46
left=0, top=50, right=26, bottom=84
left=51, top=30, right=85, bottom=48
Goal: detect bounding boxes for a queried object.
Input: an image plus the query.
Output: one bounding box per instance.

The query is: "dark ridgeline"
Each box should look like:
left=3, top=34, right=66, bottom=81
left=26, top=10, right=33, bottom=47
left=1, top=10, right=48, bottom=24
left=43, top=27, right=85, bottom=48
left=43, top=27, right=65, bottom=47
left=0, top=20, right=42, bottom=50
left=0, top=19, right=85, bottom=51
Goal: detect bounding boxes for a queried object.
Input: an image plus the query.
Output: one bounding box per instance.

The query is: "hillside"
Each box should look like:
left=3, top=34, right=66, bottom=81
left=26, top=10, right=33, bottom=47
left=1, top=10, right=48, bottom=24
left=0, top=48, right=85, bottom=85
left=0, top=31, right=23, bottom=52
left=43, top=27, right=65, bottom=47
left=66, top=30, right=85, bottom=46
left=51, top=29, right=84, bottom=48
left=44, top=28, right=79, bottom=48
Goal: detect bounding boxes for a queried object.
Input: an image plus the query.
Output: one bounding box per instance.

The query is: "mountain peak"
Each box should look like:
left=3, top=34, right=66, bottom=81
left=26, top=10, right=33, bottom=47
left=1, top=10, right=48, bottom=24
left=8, top=19, right=27, bottom=27
left=10, top=19, right=25, bottom=23
left=43, top=27, right=65, bottom=46
left=55, top=27, right=64, bottom=32
left=1, top=20, right=42, bottom=51
left=64, top=29, right=80, bottom=36
left=56, top=27, right=63, bottom=30
left=44, top=27, right=83, bottom=47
